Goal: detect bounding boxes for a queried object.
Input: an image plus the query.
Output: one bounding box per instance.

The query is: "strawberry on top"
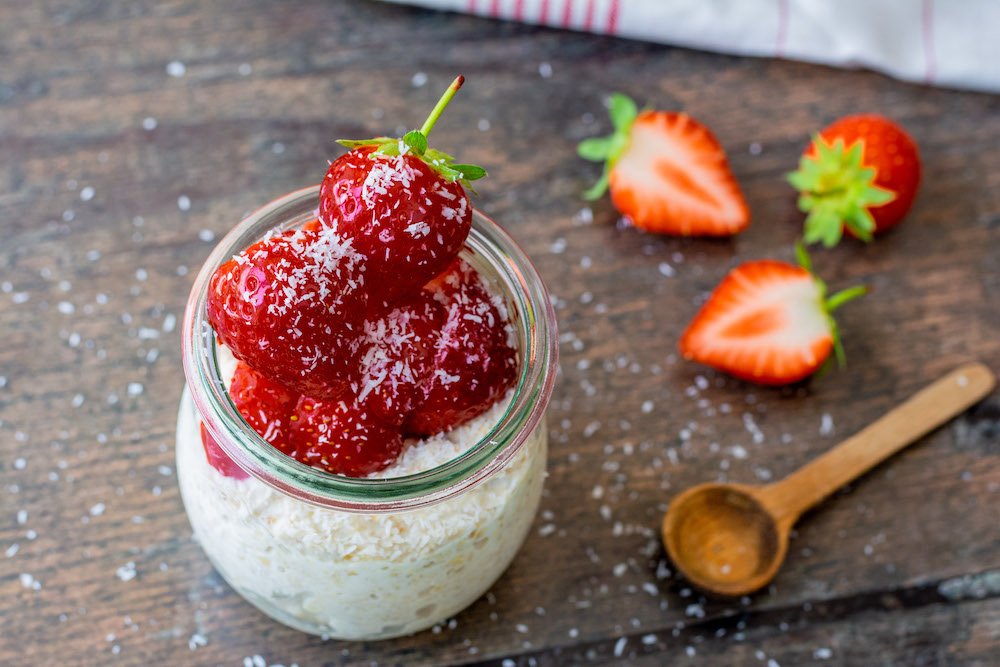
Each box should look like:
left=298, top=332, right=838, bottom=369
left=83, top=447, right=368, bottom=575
left=578, top=93, right=750, bottom=237
left=320, top=76, right=483, bottom=307
left=288, top=396, right=405, bottom=478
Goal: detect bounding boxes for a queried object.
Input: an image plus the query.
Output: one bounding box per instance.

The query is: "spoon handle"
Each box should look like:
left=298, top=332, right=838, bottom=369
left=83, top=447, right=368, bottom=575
left=758, top=362, right=996, bottom=526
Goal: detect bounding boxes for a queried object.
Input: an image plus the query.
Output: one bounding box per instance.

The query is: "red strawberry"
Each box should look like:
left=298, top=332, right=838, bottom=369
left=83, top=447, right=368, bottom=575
left=355, top=290, right=445, bottom=426
left=206, top=228, right=369, bottom=399
left=200, top=423, right=249, bottom=480
left=229, top=361, right=299, bottom=455
left=320, top=76, right=484, bottom=306
left=578, top=93, right=749, bottom=236
left=288, top=396, right=404, bottom=477
left=198, top=362, right=300, bottom=479
left=788, top=114, right=921, bottom=246
left=404, top=259, right=518, bottom=436
left=678, top=248, right=866, bottom=385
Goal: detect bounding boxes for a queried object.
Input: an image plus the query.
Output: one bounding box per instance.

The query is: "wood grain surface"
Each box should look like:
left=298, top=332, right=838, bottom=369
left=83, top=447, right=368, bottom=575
left=2, top=1, right=1000, bottom=665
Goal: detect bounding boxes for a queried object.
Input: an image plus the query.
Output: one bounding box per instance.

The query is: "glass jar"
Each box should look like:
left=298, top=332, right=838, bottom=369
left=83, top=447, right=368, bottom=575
left=176, top=186, right=558, bottom=640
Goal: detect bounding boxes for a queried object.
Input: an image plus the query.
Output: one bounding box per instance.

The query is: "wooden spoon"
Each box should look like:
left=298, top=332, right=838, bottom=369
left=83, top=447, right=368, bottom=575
left=661, top=362, right=996, bottom=597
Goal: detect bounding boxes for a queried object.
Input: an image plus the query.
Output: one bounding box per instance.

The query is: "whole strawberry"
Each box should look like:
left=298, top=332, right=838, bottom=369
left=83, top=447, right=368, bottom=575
left=288, top=396, right=404, bottom=477
left=404, top=259, right=518, bottom=436
left=679, top=245, right=866, bottom=386
left=788, top=114, right=921, bottom=246
left=206, top=228, right=369, bottom=399
left=228, top=361, right=300, bottom=456
left=355, top=289, right=445, bottom=426
left=578, top=93, right=750, bottom=236
left=320, top=76, right=484, bottom=306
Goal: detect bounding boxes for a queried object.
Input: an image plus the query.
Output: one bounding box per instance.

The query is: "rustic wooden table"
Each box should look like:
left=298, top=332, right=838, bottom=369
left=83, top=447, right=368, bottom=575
left=3, top=1, right=1000, bottom=665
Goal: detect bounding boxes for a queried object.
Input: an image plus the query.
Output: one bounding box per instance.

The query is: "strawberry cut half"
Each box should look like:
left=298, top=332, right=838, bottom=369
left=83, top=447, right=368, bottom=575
left=578, top=94, right=749, bottom=236
left=679, top=249, right=866, bottom=386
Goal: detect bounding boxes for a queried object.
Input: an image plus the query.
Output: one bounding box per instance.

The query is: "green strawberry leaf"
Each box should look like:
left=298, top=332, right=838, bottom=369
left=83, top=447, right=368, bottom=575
left=794, top=240, right=813, bottom=273
left=582, top=167, right=610, bottom=201
left=577, top=136, right=615, bottom=162
left=452, top=164, right=487, bottom=180
left=825, top=284, right=869, bottom=312
left=337, top=137, right=394, bottom=149
left=787, top=132, right=899, bottom=247
left=796, top=245, right=868, bottom=371
left=577, top=92, right=640, bottom=201
left=403, top=130, right=428, bottom=156
left=609, top=93, right=638, bottom=130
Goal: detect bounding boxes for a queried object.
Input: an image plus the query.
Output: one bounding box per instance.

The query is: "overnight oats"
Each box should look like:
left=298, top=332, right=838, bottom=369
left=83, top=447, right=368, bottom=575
left=175, top=78, right=557, bottom=639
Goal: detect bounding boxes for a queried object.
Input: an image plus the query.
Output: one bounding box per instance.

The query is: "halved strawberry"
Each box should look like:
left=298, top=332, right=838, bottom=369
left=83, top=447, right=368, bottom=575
left=788, top=114, right=921, bottom=246
left=200, top=423, right=249, bottom=480
left=320, top=76, right=483, bottom=306
left=206, top=227, right=370, bottom=400
left=404, top=259, right=518, bottom=436
left=355, top=290, right=445, bottom=426
left=678, top=247, right=866, bottom=385
left=578, top=93, right=749, bottom=236
left=288, top=396, right=404, bottom=477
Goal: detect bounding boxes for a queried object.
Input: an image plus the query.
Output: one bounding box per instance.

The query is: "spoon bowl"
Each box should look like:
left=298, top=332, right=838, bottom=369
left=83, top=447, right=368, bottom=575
left=662, top=363, right=995, bottom=597
left=662, top=483, right=786, bottom=596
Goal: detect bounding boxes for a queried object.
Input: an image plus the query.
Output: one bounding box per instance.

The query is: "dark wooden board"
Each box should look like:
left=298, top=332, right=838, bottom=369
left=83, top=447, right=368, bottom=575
left=2, top=0, right=1000, bottom=665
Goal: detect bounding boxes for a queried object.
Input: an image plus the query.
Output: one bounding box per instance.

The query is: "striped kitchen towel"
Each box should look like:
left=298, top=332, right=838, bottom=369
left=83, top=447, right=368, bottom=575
left=381, top=0, right=1000, bottom=93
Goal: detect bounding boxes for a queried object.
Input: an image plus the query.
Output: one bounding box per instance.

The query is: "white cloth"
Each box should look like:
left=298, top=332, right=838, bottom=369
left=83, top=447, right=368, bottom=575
left=382, top=0, right=1000, bottom=93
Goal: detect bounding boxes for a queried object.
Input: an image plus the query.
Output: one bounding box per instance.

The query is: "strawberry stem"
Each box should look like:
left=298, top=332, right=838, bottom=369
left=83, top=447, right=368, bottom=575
left=420, top=75, right=465, bottom=139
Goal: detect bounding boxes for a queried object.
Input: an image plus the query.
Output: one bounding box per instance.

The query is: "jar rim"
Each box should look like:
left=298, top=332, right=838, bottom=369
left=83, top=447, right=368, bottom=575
left=181, top=186, right=558, bottom=512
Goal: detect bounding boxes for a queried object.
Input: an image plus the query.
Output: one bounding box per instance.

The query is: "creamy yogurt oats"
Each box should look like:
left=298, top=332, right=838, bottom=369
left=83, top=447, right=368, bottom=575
left=177, top=354, right=547, bottom=639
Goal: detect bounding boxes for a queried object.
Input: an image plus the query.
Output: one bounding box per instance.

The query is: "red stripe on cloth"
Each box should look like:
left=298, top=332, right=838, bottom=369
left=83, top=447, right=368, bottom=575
left=540, top=0, right=549, bottom=24
left=775, top=0, right=789, bottom=57
left=583, top=0, right=595, bottom=31
left=607, top=0, right=619, bottom=34
left=922, top=0, right=937, bottom=83
left=467, top=0, right=477, bottom=13
left=490, top=0, right=501, bottom=17
left=561, top=0, right=573, bottom=28
left=514, top=0, right=525, bottom=21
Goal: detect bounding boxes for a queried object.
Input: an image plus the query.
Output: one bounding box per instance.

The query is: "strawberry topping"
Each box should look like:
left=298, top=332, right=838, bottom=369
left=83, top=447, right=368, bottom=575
left=229, top=361, right=300, bottom=455
left=319, top=147, right=471, bottom=306
left=203, top=77, right=518, bottom=478
left=200, top=423, right=249, bottom=480
left=356, top=289, right=445, bottom=426
left=405, top=259, right=518, bottom=436
left=288, top=396, right=404, bottom=477
left=207, top=228, right=370, bottom=400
